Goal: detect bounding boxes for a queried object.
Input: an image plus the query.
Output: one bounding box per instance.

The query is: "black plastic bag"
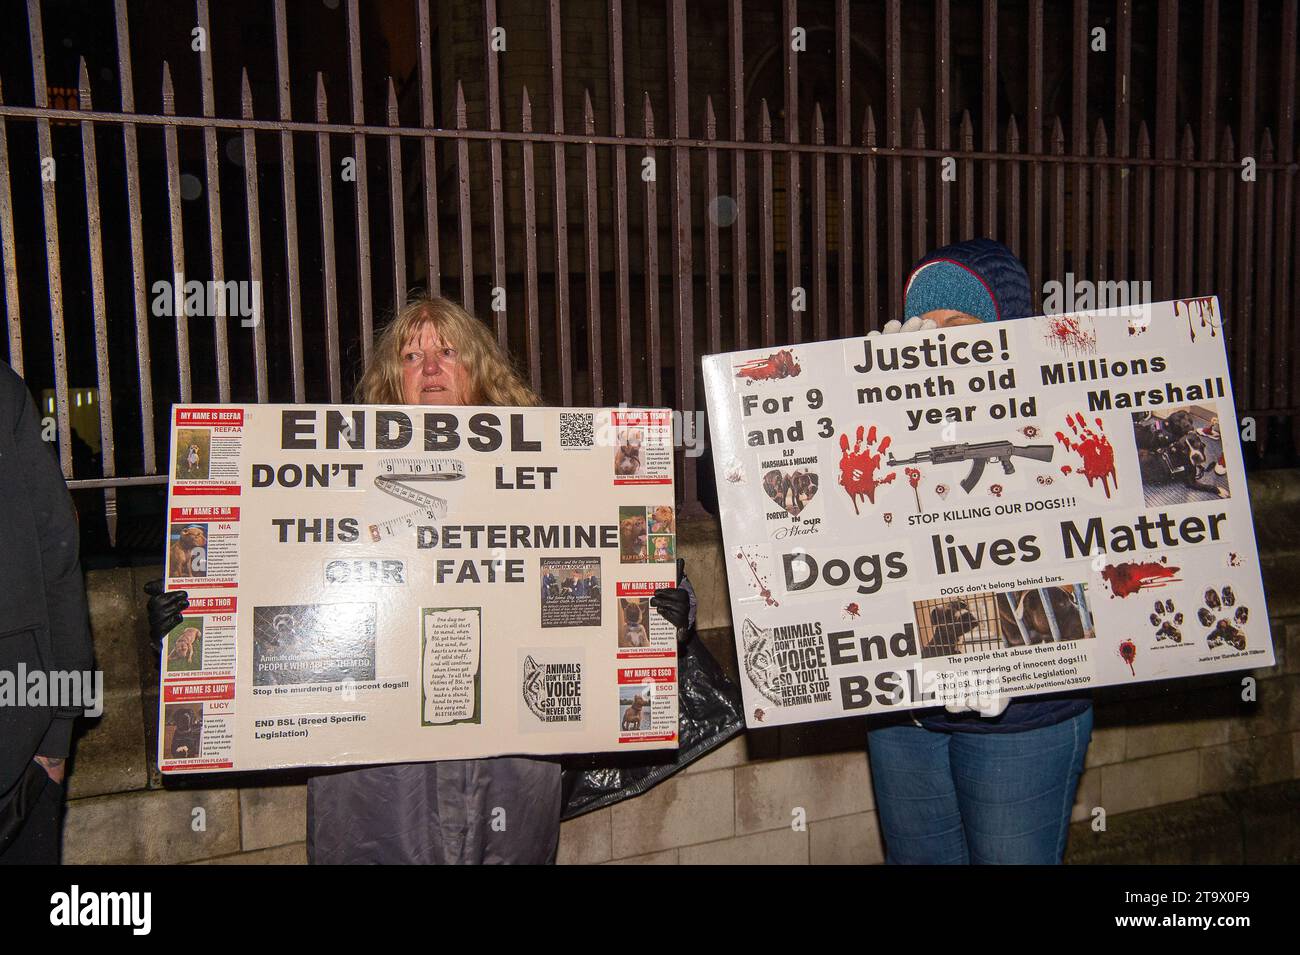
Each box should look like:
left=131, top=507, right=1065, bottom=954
left=560, top=634, right=744, bottom=820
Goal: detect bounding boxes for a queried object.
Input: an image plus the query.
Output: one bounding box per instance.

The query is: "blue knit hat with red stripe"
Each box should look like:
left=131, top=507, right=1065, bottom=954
left=902, top=238, right=1032, bottom=323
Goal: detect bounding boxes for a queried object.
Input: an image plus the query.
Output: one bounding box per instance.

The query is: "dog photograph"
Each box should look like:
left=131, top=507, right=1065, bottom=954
left=619, top=685, right=652, bottom=731
left=650, top=534, right=675, bottom=563
left=167, top=523, right=208, bottom=579
left=1131, top=404, right=1230, bottom=506
left=649, top=504, right=675, bottom=535
left=618, top=597, right=652, bottom=648
left=165, top=619, right=204, bottom=673
left=762, top=467, right=820, bottom=518
left=914, top=584, right=1095, bottom=659
left=252, top=602, right=378, bottom=686
left=163, top=703, right=203, bottom=760
left=917, top=596, right=1002, bottom=658
left=618, top=506, right=648, bottom=562
left=1000, top=585, right=1095, bottom=645
left=173, top=428, right=212, bottom=481
left=614, top=427, right=644, bottom=477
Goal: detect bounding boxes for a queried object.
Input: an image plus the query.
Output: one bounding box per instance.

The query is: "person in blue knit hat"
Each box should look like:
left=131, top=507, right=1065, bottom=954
left=866, top=238, right=1094, bottom=864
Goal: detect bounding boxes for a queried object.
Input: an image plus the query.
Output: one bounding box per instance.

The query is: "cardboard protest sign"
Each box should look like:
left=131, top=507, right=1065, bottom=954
left=158, top=405, right=679, bottom=773
left=703, top=297, right=1273, bottom=728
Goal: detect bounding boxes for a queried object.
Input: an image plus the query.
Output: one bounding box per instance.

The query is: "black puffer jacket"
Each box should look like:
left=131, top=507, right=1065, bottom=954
left=0, top=364, right=93, bottom=795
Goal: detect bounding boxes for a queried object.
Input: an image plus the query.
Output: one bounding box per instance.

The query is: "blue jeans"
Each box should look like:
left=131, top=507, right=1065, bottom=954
left=866, top=707, right=1092, bottom=864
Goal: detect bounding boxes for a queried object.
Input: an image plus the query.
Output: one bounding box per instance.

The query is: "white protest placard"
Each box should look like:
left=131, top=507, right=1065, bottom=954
left=158, top=405, right=679, bottom=773
left=703, top=297, right=1273, bottom=728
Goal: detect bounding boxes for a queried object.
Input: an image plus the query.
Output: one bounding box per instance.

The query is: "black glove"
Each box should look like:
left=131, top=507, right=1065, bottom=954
left=144, top=578, right=188, bottom=653
left=651, top=558, right=693, bottom=641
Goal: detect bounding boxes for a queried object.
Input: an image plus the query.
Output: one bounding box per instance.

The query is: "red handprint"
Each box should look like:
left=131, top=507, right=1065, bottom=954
left=1055, top=412, right=1118, bottom=498
left=838, top=424, right=896, bottom=514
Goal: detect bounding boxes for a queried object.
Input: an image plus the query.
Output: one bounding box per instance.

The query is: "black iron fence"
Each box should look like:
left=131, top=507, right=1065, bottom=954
left=0, top=0, right=1296, bottom=540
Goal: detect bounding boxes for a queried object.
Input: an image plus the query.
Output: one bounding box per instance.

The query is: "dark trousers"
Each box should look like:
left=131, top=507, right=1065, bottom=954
left=0, top=775, right=64, bottom=865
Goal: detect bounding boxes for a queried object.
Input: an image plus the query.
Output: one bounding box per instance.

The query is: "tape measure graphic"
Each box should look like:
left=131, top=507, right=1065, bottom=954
left=368, top=457, right=466, bottom=542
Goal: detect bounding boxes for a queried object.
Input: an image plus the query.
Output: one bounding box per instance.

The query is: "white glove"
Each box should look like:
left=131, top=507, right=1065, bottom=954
left=944, top=693, right=1011, bottom=718
left=866, top=316, right=938, bottom=337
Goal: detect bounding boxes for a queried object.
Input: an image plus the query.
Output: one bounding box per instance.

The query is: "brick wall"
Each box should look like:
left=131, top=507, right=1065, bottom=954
left=58, top=469, right=1300, bottom=864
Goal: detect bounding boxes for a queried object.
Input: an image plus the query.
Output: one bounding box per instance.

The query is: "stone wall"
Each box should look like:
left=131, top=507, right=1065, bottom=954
left=59, top=469, right=1300, bottom=864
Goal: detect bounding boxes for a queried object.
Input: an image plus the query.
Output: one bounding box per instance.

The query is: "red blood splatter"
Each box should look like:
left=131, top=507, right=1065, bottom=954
left=1044, top=315, right=1098, bottom=355
left=1100, top=561, right=1182, bottom=598
left=1055, top=412, right=1118, bottom=498
left=1174, top=297, right=1220, bottom=343
left=1061, top=465, right=1074, bottom=476
left=844, top=602, right=861, bottom=618
left=1118, top=639, right=1138, bottom=676
left=838, top=424, right=897, bottom=513
left=736, top=548, right=779, bottom=607
left=735, top=349, right=802, bottom=383
left=905, top=467, right=922, bottom=489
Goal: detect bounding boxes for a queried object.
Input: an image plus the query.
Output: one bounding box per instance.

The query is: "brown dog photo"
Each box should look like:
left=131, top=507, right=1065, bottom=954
left=649, top=504, right=675, bottom=535
left=618, top=506, right=648, bottom=562
left=618, top=597, right=651, bottom=648
left=166, top=620, right=204, bottom=672
left=174, top=428, right=212, bottom=481
left=168, top=524, right=208, bottom=578
left=614, top=427, right=644, bottom=477
left=915, top=584, right=1095, bottom=659
left=619, top=687, right=650, bottom=731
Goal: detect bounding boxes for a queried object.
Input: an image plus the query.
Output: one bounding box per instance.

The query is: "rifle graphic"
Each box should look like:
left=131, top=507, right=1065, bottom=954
left=886, top=440, right=1055, bottom=494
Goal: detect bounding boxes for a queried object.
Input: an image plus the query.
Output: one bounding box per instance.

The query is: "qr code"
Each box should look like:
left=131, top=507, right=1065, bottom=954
left=559, top=412, right=595, bottom=449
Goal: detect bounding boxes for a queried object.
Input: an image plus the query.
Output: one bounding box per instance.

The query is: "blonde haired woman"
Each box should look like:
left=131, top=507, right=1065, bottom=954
left=147, top=297, right=698, bottom=863
left=307, top=296, right=561, bottom=864
left=354, top=295, right=541, bottom=409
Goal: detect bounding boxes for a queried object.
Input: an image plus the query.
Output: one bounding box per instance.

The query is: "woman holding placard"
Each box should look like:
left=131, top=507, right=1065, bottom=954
left=865, top=239, right=1093, bottom=865
left=147, top=296, right=695, bottom=864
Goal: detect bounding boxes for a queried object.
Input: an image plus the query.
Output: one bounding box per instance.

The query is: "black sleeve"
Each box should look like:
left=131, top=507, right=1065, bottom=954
left=5, top=369, right=93, bottom=757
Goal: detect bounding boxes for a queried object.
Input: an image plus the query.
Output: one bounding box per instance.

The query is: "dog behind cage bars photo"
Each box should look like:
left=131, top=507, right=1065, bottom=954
left=915, top=585, right=1096, bottom=658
